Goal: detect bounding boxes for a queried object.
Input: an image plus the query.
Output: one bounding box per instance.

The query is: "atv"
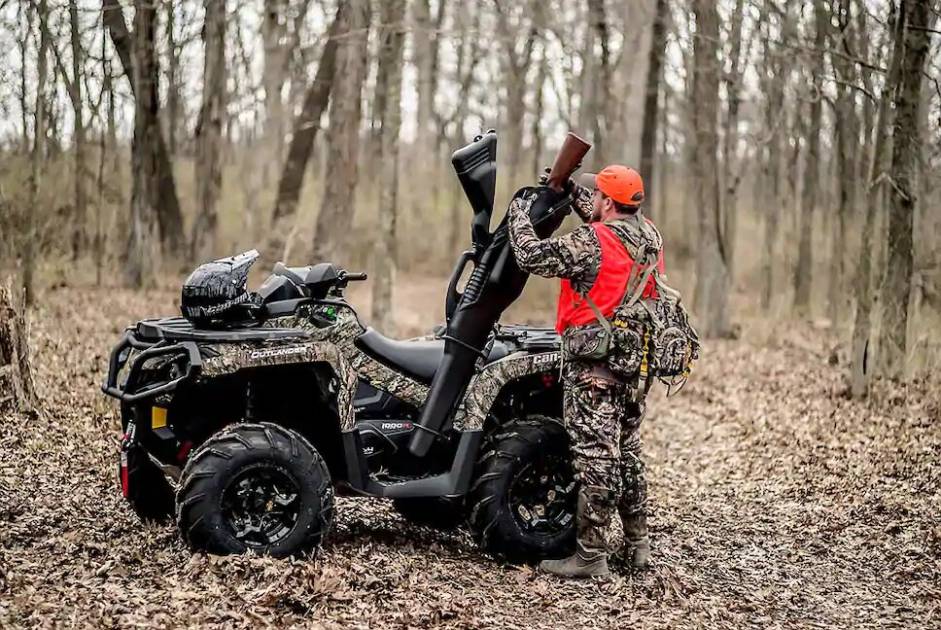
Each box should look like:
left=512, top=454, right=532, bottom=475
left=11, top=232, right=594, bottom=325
left=102, top=131, right=591, bottom=563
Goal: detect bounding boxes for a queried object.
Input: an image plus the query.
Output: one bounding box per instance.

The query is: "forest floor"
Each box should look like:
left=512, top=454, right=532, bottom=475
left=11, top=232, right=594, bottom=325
left=0, top=278, right=939, bottom=629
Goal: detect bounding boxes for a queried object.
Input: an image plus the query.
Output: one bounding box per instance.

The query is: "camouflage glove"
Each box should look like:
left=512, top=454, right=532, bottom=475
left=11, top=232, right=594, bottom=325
left=537, top=166, right=578, bottom=195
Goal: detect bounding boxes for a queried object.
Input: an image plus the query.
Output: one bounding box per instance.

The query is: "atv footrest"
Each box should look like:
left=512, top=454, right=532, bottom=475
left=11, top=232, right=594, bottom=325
left=341, top=429, right=483, bottom=498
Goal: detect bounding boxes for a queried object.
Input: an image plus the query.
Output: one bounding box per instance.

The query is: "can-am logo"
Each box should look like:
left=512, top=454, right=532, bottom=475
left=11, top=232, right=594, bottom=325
left=533, top=352, right=559, bottom=365
left=250, top=346, right=307, bottom=360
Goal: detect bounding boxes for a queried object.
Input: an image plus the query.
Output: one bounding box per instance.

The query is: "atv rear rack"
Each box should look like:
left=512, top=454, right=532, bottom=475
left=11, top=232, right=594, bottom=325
left=102, top=318, right=311, bottom=403
left=102, top=331, right=202, bottom=403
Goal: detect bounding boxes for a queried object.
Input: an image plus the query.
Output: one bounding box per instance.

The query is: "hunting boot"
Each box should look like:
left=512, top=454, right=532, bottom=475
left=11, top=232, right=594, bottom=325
left=539, top=542, right=610, bottom=579
left=620, top=512, right=650, bottom=570
left=539, top=487, right=612, bottom=578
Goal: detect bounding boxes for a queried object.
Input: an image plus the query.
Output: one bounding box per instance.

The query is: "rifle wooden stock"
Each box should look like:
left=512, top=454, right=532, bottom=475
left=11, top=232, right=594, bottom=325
left=546, top=132, right=591, bottom=192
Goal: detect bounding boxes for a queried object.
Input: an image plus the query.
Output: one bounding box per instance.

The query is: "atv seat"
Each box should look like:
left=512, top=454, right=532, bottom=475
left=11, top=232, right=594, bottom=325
left=355, top=328, right=509, bottom=384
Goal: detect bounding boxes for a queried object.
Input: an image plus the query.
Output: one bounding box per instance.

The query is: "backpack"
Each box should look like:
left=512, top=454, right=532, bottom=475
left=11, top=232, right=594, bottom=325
left=567, top=214, right=700, bottom=392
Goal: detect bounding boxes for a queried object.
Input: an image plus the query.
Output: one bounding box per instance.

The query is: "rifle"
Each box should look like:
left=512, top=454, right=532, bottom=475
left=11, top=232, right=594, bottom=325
left=545, top=132, right=591, bottom=193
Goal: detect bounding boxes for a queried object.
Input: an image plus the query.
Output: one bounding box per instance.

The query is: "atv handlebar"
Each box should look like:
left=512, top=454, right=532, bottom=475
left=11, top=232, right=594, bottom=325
left=340, top=271, right=367, bottom=282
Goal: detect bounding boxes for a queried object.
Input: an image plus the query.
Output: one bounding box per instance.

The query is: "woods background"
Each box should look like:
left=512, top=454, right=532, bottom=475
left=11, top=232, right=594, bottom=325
left=0, top=0, right=939, bottom=395
left=1, top=2, right=940, bottom=626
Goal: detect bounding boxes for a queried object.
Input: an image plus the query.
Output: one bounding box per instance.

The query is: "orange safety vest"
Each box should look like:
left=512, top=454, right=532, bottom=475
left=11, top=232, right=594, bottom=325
left=555, top=222, right=664, bottom=334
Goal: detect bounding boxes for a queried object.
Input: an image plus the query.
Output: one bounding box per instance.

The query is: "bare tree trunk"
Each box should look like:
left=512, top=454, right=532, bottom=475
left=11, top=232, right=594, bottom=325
left=269, top=4, right=344, bottom=244
left=102, top=0, right=184, bottom=259
left=125, top=0, right=162, bottom=287
left=191, top=0, right=227, bottom=263
left=446, top=3, right=481, bottom=256
left=96, top=32, right=111, bottom=286
left=691, top=0, right=729, bottom=337
left=793, top=1, right=827, bottom=315
left=530, top=41, right=546, bottom=180
left=68, top=0, right=87, bottom=260
left=494, top=1, right=537, bottom=185
left=759, top=0, right=791, bottom=311
left=412, top=0, right=445, bottom=161
left=262, top=0, right=289, bottom=187
left=829, top=0, right=858, bottom=325
left=877, top=0, right=934, bottom=379
left=639, top=0, right=668, bottom=214
left=311, top=0, right=370, bottom=264
left=850, top=1, right=901, bottom=397
left=721, top=0, right=747, bottom=269
left=657, top=81, right=670, bottom=231
left=165, top=0, right=180, bottom=157
left=25, top=0, right=49, bottom=307
left=371, top=0, right=407, bottom=333
left=0, top=281, right=39, bottom=414
left=586, top=0, right=611, bottom=167
left=18, top=3, right=30, bottom=154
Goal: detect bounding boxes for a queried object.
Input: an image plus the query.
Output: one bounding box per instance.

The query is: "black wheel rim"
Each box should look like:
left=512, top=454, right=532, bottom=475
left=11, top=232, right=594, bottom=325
left=507, top=454, right=576, bottom=536
left=221, top=464, right=301, bottom=548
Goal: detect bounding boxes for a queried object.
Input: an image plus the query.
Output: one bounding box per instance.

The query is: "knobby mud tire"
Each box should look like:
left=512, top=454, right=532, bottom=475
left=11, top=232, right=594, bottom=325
left=175, top=422, right=334, bottom=558
left=468, top=416, right=576, bottom=564
left=392, top=496, right=466, bottom=531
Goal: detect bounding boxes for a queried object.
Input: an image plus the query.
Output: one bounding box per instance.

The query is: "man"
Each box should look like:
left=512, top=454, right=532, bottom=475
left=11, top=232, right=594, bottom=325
left=507, top=165, right=664, bottom=578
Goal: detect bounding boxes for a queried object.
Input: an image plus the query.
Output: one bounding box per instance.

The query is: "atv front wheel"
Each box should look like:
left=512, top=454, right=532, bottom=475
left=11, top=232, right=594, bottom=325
left=468, top=417, right=576, bottom=563
left=392, top=496, right=465, bottom=530
left=176, top=423, right=334, bottom=557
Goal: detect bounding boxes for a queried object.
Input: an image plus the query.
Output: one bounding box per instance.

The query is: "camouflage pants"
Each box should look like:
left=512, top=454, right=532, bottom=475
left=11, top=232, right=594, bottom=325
left=563, top=359, right=647, bottom=556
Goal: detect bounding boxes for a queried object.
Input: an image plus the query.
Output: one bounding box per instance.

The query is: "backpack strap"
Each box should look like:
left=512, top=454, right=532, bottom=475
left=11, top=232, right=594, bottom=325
left=576, top=218, right=659, bottom=329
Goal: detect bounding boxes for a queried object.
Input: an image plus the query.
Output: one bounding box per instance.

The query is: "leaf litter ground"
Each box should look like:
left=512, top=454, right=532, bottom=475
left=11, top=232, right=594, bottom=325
left=0, top=284, right=938, bottom=628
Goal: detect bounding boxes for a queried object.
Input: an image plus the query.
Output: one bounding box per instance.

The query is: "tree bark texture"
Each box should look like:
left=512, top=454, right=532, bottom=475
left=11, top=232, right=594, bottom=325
left=102, top=0, right=184, bottom=258
left=0, top=281, right=39, bottom=414
left=792, top=0, right=827, bottom=315
left=18, top=3, right=30, bottom=154
left=68, top=0, right=87, bottom=260
left=721, top=0, right=747, bottom=269
left=691, top=0, right=729, bottom=338
left=877, top=0, right=933, bottom=379
left=191, top=0, right=227, bottom=264
left=311, top=0, right=370, bottom=264
left=639, top=0, right=668, bottom=215
left=586, top=0, right=611, bottom=167
left=262, top=0, right=289, bottom=187
left=24, top=0, right=49, bottom=306
left=850, top=0, right=902, bottom=397
left=165, top=0, right=180, bottom=156
left=371, top=0, right=407, bottom=333
left=125, top=0, right=161, bottom=287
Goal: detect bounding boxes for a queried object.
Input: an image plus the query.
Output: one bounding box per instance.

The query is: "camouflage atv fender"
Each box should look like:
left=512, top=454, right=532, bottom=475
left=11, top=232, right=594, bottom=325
left=200, top=305, right=429, bottom=431
left=200, top=339, right=361, bottom=430
left=453, top=350, right=561, bottom=431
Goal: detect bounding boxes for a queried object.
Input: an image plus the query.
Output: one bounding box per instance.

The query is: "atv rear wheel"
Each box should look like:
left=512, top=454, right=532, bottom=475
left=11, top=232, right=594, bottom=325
left=176, top=422, right=334, bottom=557
left=468, top=417, right=576, bottom=563
left=392, top=496, right=465, bottom=530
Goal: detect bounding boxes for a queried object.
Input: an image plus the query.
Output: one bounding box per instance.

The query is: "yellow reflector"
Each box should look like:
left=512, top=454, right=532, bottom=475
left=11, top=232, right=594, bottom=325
left=151, top=407, right=168, bottom=429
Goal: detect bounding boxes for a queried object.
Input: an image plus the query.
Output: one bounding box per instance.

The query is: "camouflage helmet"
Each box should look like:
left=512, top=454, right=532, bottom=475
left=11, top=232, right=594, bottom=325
left=180, top=250, right=259, bottom=325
